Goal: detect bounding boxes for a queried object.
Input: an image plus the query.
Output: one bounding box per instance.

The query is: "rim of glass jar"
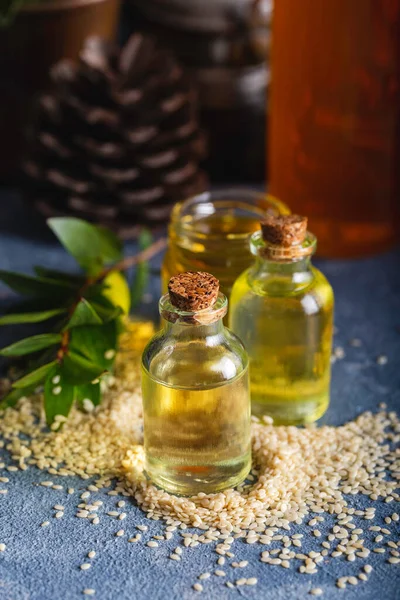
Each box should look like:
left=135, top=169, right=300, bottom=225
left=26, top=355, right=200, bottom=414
left=250, top=230, right=317, bottom=261
left=159, top=292, right=228, bottom=325
left=169, top=188, right=291, bottom=243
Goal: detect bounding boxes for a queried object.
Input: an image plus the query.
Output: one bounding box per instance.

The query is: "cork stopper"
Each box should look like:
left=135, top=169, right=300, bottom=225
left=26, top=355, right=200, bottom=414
left=261, top=215, right=308, bottom=247
left=168, top=272, right=220, bottom=312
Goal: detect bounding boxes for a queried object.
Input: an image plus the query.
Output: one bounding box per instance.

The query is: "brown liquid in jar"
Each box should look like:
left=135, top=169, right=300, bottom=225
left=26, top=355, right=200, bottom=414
left=269, top=0, right=400, bottom=257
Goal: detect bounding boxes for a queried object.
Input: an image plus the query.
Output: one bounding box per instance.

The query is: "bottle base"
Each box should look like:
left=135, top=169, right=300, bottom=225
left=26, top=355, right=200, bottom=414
left=252, top=395, right=329, bottom=426
left=145, top=452, right=252, bottom=496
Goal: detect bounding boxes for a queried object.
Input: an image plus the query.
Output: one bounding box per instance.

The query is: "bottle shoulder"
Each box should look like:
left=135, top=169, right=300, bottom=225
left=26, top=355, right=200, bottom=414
left=142, top=326, right=248, bottom=388
left=230, top=264, right=334, bottom=313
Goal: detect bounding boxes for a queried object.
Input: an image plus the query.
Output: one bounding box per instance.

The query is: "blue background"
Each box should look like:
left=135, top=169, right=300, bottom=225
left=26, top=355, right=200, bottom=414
left=0, top=192, right=399, bottom=600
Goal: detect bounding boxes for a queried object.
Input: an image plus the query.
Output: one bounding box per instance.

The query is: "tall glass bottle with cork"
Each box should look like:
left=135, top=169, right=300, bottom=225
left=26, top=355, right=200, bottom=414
left=141, top=271, right=251, bottom=494
left=229, top=215, right=334, bottom=425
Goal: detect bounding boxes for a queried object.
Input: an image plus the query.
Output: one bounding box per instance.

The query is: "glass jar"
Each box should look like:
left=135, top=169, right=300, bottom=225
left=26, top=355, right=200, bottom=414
left=161, top=189, right=290, bottom=300
left=229, top=216, right=334, bottom=425
left=269, top=0, right=400, bottom=257
left=141, top=273, right=251, bottom=495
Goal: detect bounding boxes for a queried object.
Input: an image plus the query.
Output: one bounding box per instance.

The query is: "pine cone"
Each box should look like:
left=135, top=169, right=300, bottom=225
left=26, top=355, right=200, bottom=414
left=22, top=34, right=208, bottom=237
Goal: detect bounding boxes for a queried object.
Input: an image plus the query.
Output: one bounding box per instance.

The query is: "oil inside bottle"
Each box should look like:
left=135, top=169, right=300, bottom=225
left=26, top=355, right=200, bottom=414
left=142, top=366, right=251, bottom=495
left=162, top=191, right=290, bottom=300
left=229, top=223, right=334, bottom=426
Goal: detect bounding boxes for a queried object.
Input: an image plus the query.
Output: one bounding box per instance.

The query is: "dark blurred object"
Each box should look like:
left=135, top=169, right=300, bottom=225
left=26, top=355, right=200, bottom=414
left=269, top=0, right=400, bottom=258
left=22, top=34, right=208, bottom=238
left=0, top=0, right=121, bottom=181
left=128, top=0, right=271, bottom=182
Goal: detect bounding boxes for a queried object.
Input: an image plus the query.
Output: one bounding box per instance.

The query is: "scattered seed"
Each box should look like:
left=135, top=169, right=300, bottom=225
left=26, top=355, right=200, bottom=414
left=147, top=541, right=158, bottom=548
left=80, top=564, right=91, bottom=570
left=310, top=589, right=323, bottom=596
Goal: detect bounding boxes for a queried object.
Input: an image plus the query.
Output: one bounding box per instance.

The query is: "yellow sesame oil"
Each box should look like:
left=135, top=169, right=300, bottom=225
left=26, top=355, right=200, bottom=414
left=141, top=366, right=251, bottom=495
left=229, top=232, right=334, bottom=425
left=161, top=190, right=290, bottom=299
left=141, top=287, right=251, bottom=495
left=162, top=212, right=261, bottom=298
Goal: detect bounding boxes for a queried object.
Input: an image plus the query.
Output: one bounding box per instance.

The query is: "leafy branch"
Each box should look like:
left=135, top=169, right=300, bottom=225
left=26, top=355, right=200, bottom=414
left=0, top=217, right=166, bottom=426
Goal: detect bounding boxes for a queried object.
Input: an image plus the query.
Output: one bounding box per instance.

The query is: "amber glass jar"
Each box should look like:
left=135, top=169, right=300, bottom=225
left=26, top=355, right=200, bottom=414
left=161, top=189, right=290, bottom=299
left=269, top=0, right=400, bottom=257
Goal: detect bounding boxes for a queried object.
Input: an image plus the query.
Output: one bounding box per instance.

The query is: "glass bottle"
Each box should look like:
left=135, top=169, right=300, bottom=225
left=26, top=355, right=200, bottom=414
left=141, top=271, right=251, bottom=495
left=229, top=215, right=334, bottom=425
left=161, top=189, right=290, bottom=301
left=269, top=0, right=400, bottom=257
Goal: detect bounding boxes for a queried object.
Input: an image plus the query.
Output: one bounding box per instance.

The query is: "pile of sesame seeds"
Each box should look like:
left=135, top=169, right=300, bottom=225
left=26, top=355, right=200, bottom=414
left=0, top=321, right=398, bottom=596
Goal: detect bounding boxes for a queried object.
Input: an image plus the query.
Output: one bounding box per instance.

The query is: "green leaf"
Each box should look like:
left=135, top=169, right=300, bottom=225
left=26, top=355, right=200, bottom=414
left=44, top=366, right=75, bottom=426
left=47, top=218, right=122, bottom=274
left=0, top=271, right=77, bottom=297
left=90, top=301, right=123, bottom=323
left=67, top=299, right=102, bottom=329
left=62, top=351, right=105, bottom=385
left=0, top=333, right=62, bottom=357
left=130, top=229, right=152, bottom=309
left=12, top=361, right=58, bottom=389
left=69, top=320, right=118, bottom=369
left=0, top=385, right=38, bottom=408
left=75, top=381, right=101, bottom=410
left=0, top=308, right=66, bottom=326
left=34, top=266, right=86, bottom=285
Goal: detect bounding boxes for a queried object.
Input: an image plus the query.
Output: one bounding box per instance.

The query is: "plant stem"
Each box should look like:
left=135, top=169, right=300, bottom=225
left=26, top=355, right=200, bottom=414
left=101, top=237, right=167, bottom=279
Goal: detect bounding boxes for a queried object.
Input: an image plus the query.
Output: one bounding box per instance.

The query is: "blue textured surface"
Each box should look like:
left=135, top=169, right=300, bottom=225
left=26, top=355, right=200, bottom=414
left=0, top=193, right=399, bottom=600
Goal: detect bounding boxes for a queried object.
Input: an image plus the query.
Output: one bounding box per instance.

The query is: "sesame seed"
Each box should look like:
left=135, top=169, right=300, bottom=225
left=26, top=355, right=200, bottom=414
left=118, top=501, right=126, bottom=508
left=376, top=355, right=388, bottom=365
left=88, top=551, right=96, bottom=559
left=147, top=541, right=158, bottom=548
left=52, top=386, right=62, bottom=395
left=41, top=521, right=50, bottom=527
left=388, top=557, right=400, bottom=564
left=364, top=565, right=373, bottom=574
left=80, top=564, right=91, bottom=571
left=0, top=544, right=6, bottom=552
left=55, top=511, right=64, bottom=519
left=116, top=530, right=124, bottom=537
left=246, top=578, right=258, bottom=586
left=193, top=583, right=203, bottom=592
left=310, top=589, right=323, bottom=596
left=83, top=589, right=95, bottom=596
left=215, top=570, right=225, bottom=577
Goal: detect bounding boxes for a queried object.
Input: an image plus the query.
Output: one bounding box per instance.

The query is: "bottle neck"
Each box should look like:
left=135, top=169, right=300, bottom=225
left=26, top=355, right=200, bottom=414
left=248, top=230, right=316, bottom=291
left=159, top=292, right=228, bottom=336
left=163, top=318, right=224, bottom=339
left=253, top=254, right=313, bottom=275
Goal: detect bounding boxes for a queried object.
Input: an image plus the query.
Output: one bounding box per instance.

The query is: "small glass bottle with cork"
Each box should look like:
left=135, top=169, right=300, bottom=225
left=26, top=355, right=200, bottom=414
left=229, top=214, right=334, bottom=425
left=141, top=271, right=251, bottom=495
